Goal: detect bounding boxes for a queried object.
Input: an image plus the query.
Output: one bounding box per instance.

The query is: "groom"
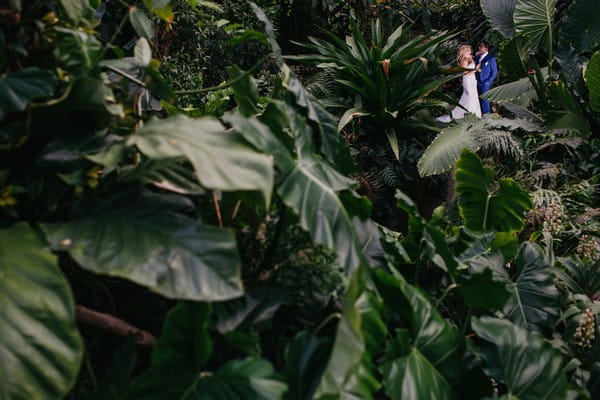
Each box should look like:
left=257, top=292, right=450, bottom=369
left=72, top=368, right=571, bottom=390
left=474, top=41, right=498, bottom=114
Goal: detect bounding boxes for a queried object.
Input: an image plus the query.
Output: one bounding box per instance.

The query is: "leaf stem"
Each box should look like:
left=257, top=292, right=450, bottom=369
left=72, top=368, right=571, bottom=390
left=313, top=312, right=342, bottom=335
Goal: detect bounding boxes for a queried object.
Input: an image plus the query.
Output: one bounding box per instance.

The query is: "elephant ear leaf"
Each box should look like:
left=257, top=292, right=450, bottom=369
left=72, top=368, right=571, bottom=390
left=128, top=115, right=274, bottom=207
left=455, top=149, right=531, bottom=233
left=472, top=316, right=567, bottom=400
left=418, top=114, right=486, bottom=177
left=373, top=270, right=479, bottom=400
left=42, top=189, right=244, bottom=301
left=180, top=358, right=287, bottom=400
left=0, top=223, right=83, bottom=400
left=481, top=0, right=517, bottom=38
left=503, top=242, right=559, bottom=334
left=513, top=0, right=558, bottom=51
left=584, top=51, right=600, bottom=112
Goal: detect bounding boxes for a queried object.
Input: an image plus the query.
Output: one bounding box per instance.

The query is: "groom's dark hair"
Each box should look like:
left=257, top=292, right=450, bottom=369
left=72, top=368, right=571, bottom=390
left=479, top=41, right=491, bottom=50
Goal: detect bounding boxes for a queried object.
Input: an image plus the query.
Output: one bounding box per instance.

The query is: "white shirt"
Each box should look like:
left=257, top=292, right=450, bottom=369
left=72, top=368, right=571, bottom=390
left=479, top=52, right=488, bottom=61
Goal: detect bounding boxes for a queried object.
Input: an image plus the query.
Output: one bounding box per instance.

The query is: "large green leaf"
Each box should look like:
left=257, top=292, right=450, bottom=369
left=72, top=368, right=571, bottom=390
left=498, top=34, right=532, bottom=80
left=283, top=332, right=333, bottom=400
left=455, top=149, right=532, bottom=233
left=503, top=242, right=559, bottom=334
left=374, top=270, right=469, bottom=400
left=481, top=0, right=517, bottom=38
left=180, top=358, right=287, bottom=400
left=128, top=115, right=273, bottom=206
left=53, top=28, right=103, bottom=77
left=129, top=6, right=154, bottom=40
left=513, top=0, right=558, bottom=51
left=42, top=190, right=243, bottom=301
left=313, top=268, right=368, bottom=399
left=224, top=112, right=363, bottom=274
left=128, top=303, right=213, bottom=399
left=560, top=0, right=600, bottom=54
left=251, top=2, right=354, bottom=173
left=0, top=67, right=57, bottom=119
left=584, top=51, right=600, bottom=112
left=481, top=77, right=535, bottom=103
left=0, top=223, right=83, bottom=400
left=418, top=114, right=485, bottom=177
left=472, top=316, right=567, bottom=400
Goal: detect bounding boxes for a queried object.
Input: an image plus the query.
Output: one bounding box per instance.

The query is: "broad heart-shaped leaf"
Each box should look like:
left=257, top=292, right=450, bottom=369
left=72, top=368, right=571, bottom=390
left=584, top=51, right=600, bottom=112
left=0, top=223, right=83, bottom=400
left=0, top=67, right=56, bottom=119
left=283, top=332, right=333, bottom=400
left=128, top=115, right=273, bottom=207
left=128, top=303, right=212, bottom=399
left=503, top=242, right=559, bottom=334
left=481, top=76, right=535, bottom=103
left=472, top=316, right=567, bottom=400
left=514, top=0, right=558, bottom=51
left=224, top=112, right=364, bottom=274
left=42, top=189, right=243, bottom=301
left=455, top=149, right=532, bottom=233
left=374, top=270, right=468, bottom=400
left=418, top=114, right=485, bottom=177
left=481, top=0, right=517, bottom=38
left=560, top=0, right=600, bottom=54
left=179, top=358, right=287, bottom=400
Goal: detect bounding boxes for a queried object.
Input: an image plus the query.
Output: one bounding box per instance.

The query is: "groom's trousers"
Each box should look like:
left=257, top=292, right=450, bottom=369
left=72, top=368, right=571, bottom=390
left=478, top=83, right=492, bottom=114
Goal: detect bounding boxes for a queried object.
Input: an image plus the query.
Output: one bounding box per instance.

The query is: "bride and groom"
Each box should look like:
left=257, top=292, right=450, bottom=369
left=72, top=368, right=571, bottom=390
left=438, top=41, right=497, bottom=122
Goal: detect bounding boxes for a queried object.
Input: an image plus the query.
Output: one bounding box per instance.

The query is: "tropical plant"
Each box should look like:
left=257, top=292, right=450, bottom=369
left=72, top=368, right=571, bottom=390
left=287, top=18, right=458, bottom=158
left=1, top=1, right=599, bottom=400
left=480, top=0, right=600, bottom=135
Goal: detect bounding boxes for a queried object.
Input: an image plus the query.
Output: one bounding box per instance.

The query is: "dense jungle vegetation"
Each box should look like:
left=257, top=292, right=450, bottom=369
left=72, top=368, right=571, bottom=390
left=1, top=0, right=600, bottom=399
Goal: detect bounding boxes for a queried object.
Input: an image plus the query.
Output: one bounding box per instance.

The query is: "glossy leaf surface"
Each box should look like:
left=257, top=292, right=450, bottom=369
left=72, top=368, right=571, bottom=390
left=129, top=115, right=273, bottom=206
left=43, top=191, right=243, bottom=301
left=503, top=242, right=559, bottom=333
left=472, top=316, right=567, bottom=400
left=0, top=224, right=82, bottom=400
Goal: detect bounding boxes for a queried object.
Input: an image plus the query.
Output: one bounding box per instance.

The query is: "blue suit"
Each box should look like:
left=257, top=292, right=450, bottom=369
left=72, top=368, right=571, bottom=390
left=475, top=53, right=498, bottom=114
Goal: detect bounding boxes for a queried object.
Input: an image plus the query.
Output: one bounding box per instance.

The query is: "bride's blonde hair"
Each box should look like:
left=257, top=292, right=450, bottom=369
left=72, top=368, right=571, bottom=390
left=457, top=44, right=472, bottom=63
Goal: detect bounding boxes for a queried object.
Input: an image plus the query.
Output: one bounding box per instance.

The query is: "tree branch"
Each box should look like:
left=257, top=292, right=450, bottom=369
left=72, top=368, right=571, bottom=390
left=76, top=305, right=157, bottom=347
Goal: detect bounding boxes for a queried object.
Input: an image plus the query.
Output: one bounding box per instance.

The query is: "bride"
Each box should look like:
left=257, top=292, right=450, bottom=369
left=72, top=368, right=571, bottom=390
left=437, top=44, right=482, bottom=122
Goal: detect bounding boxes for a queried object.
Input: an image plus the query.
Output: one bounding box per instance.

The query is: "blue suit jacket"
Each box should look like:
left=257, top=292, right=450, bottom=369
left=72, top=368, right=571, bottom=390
left=475, top=53, right=497, bottom=88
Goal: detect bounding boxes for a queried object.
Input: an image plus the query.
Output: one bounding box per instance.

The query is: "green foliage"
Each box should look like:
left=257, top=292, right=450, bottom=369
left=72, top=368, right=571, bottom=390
left=289, top=19, right=458, bottom=157
left=0, top=224, right=83, bottom=400
left=455, top=150, right=532, bottom=233
left=2, top=1, right=600, bottom=399
left=472, top=316, right=568, bottom=399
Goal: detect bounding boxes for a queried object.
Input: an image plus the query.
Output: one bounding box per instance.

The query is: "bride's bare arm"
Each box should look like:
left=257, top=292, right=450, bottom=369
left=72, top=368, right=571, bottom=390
left=461, top=56, right=475, bottom=75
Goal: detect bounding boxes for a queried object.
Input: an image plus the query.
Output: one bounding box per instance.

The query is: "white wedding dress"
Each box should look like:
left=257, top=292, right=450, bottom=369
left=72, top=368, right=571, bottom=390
left=438, top=62, right=482, bottom=122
